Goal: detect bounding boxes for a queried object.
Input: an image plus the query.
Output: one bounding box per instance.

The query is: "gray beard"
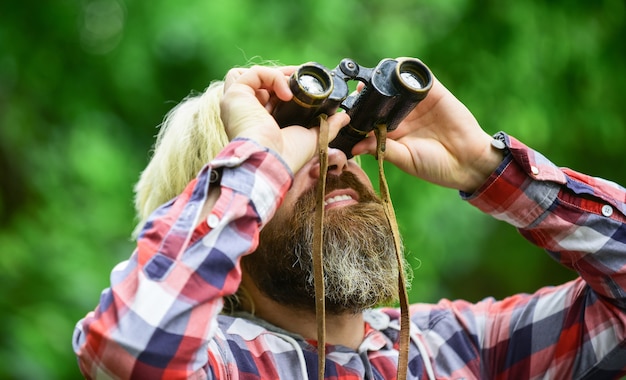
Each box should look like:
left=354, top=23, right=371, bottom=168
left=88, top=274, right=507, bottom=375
left=242, top=172, right=405, bottom=315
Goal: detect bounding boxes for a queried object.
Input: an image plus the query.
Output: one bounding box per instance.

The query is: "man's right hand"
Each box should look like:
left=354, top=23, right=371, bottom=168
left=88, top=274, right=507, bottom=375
left=220, top=66, right=350, bottom=174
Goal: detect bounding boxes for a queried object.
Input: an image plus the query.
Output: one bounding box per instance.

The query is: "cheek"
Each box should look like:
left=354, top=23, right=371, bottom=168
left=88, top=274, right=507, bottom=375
left=283, top=171, right=316, bottom=210
left=270, top=202, right=291, bottom=227
left=278, top=188, right=300, bottom=217
left=348, top=166, right=374, bottom=190
left=357, top=173, right=374, bottom=189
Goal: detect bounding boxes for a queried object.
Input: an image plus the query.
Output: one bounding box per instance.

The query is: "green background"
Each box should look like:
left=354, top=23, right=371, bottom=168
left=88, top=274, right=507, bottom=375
left=1, top=0, right=625, bottom=378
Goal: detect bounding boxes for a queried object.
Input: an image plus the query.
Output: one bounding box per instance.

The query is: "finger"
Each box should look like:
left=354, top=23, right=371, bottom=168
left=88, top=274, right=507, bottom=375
left=234, top=66, right=292, bottom=101
left=326, top=112, right=351, bottom=141
left=265, top=94, right=281, bottom=113
left=277, top=65, right=298, bottom=76
left=223, top=67, right=246, bottom=91
left=255, top=89, right=271, bottom=107
left=375, top=138, right=410, bottom=163
left=351, top=134, right=377, bottom=157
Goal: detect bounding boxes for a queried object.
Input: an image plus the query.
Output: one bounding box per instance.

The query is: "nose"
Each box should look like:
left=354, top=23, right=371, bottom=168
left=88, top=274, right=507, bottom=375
left=308, top=148, right=349, bottom=178
left=327, top=148, right=349, bottom=176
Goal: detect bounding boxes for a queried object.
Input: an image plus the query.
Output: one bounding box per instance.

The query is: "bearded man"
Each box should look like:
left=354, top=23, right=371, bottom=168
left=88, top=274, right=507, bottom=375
left=73, top=64, right=626, bottom=379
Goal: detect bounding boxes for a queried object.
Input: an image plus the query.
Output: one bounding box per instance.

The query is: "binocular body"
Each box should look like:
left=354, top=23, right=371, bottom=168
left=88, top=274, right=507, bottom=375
left=272, top=57, right=433, bottom=157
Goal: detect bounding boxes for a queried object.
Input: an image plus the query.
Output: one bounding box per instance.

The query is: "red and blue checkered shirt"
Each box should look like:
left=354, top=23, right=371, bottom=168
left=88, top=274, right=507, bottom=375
left=73, top=134, right=626, bottom=379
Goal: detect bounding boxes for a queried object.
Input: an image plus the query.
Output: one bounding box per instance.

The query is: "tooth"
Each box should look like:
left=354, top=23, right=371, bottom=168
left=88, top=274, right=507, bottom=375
left=324, top=194, right=353, bottom=206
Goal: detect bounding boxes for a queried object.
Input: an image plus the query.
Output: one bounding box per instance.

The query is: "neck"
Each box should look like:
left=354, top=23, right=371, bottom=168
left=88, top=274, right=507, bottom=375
left=240, top=274, right=365, bottom=350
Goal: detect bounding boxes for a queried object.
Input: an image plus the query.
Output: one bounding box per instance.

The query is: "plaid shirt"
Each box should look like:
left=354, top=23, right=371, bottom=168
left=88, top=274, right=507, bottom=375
left=73, top=134, right=626, bottom=379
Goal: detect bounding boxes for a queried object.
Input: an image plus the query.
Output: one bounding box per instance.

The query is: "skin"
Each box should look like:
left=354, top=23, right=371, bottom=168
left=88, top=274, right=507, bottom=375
left=207, top=64, right=504, bottom=349
left=238, top=149, right=379, bottom=349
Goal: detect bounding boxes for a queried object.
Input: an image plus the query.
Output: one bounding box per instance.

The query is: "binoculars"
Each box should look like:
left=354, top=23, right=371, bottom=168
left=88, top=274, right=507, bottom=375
left=272, top=57, right=433, bottom=158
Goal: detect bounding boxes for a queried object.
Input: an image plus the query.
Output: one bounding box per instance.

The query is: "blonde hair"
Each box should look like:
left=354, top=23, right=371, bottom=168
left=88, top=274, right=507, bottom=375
left=133, top=81, right=228, bottom=236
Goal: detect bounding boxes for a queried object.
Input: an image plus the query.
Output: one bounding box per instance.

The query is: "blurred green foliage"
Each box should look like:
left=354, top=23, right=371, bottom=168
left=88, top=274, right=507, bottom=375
left=1, top=0, right=624, bottom=378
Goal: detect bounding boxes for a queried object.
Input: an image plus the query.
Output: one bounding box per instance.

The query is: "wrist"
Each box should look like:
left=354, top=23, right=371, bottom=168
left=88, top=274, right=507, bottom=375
left=461, top=134, right=507, bottom=193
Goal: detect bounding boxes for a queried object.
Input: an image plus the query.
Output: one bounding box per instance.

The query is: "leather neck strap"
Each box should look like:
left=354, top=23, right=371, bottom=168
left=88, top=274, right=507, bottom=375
left=313, top=116, right=329, bottom=379
left=313, top=118, right=410, bottom=380
left=374, top=123, right=410, bottom=380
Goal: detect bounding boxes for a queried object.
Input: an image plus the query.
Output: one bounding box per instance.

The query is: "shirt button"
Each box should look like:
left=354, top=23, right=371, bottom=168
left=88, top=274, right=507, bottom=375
left=209, top=169, right=221, bottom=183
left=491, top=138, right=506, bottom=150
left=207, top=214, right=220, bottom=228
left=601, top=205, right=614, bottom=217
left=530, top=166, right=540, bottom=175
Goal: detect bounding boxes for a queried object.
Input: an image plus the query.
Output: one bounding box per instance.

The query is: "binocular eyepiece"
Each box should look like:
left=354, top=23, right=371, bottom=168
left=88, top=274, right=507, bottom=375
left=272, top=57, right=433, bottom=158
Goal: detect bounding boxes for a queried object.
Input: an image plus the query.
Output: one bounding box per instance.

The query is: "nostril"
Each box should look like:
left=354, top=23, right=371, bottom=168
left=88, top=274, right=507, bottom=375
left=327, top=164, right=346, bottom=176
left=327, top=148, right=348, bottom=175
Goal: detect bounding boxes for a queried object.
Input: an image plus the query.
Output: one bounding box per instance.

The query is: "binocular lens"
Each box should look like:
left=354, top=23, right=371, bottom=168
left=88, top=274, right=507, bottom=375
left=299, top=74, right=327, bottom=95
left=396, top=60, right=431, bottom=93
left=400, top=70, right=426, bottom=90
left=294, top=65, right=333, bottom=103
left=272, top=63, right=334, bottom=128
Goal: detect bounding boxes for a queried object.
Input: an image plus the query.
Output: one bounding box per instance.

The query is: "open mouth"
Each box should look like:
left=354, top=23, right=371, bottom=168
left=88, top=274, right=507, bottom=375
left=323, top=189, right=359, bottom=209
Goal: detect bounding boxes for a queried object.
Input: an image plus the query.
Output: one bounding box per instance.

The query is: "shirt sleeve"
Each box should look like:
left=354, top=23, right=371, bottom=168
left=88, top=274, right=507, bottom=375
left=456, top=132, right=626, bottom=378
left=72, top=138, right=293, bottom=379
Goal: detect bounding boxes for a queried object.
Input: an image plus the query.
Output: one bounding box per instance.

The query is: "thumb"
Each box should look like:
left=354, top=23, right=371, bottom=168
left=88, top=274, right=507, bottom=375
left=351, top=134, right=378, bottom=157
left=325, top=112, right=351, bottom=142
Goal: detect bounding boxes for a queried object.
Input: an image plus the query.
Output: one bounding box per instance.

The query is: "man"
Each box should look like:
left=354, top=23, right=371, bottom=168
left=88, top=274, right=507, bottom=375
left=73, top=63, right=626, bottom=379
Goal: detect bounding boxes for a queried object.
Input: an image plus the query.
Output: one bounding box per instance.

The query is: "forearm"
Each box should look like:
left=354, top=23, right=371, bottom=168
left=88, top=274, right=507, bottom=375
left=466, top=132, right=626, bottom=304
left=73, top=139, right=293, bottom=379
left=452, top=133, right=626, bottom=377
